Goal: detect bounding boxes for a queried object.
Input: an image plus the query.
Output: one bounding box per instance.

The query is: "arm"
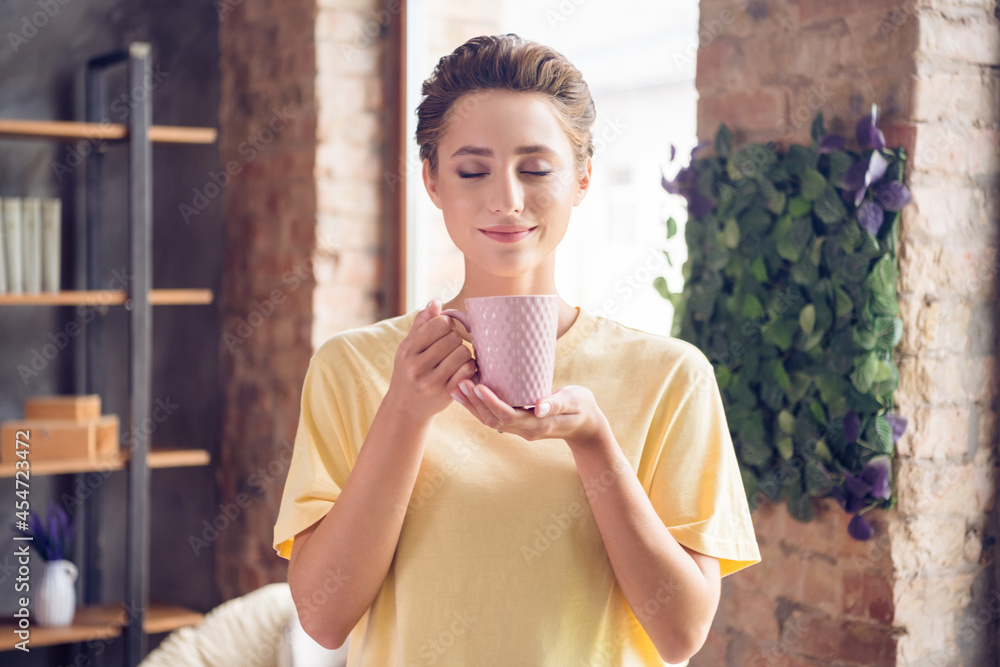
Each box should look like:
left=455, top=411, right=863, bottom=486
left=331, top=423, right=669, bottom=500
left=287, top=301, right=477, bottom=649
left=568, top=424, right=721, bottom=664
left=287, top=391, right=434, bottom=649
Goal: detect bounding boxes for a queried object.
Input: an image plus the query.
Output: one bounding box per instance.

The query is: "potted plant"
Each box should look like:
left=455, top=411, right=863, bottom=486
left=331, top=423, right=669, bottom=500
left=26, top=504, right=78, bottom=626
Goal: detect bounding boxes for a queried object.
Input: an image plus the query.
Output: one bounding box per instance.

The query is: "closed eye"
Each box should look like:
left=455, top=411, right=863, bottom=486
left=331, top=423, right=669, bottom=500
left=458, top=172, right=487, bottom=179
left=457, top=171, right=552, bottom=179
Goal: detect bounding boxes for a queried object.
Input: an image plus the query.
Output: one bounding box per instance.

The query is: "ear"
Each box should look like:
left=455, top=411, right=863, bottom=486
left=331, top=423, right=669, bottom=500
left=422, top=159, right=443, bottom=210
left=572, top=156, right=592, bottom=206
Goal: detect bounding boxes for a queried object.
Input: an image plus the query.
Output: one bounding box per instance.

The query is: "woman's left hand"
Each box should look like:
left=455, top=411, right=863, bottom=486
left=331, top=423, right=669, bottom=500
left=451, top=379, right=611, bottom=450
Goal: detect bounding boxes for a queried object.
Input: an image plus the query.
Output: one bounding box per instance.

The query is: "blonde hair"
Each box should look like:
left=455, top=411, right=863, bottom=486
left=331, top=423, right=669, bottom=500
left=415, top=33, right=596, bottom=177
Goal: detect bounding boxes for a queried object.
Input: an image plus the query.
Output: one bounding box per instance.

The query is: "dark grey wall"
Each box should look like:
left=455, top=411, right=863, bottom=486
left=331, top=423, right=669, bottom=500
left=0, top=0, right=222, bottom=664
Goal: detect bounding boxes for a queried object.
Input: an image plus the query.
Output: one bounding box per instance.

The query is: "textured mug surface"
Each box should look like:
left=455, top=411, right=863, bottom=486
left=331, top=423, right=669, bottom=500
left=441, top=295, right=559, bottom=407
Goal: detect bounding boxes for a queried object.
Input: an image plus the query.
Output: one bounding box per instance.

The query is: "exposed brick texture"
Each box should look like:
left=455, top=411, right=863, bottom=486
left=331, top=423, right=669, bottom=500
left=693, top=1, right=999, bottom=665
left=217, top=0, right=319, bottom=599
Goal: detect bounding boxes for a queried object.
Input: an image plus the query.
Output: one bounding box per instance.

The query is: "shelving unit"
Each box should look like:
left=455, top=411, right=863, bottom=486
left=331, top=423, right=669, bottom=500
left=0, top=600, right=204, bottom=651
left=0, top=42, right=215, bottom=665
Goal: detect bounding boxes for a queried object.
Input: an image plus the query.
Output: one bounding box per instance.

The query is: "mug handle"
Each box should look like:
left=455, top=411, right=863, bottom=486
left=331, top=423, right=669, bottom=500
left=440, top=309, right=471, bottom=333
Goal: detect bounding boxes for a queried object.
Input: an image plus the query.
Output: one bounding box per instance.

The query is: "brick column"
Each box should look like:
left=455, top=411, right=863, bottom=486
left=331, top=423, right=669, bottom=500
left=217, top=0, right=318, bottom=598
left=692, top=1, right=998, bottom=665
left=216, top=0, right=395, bottom=599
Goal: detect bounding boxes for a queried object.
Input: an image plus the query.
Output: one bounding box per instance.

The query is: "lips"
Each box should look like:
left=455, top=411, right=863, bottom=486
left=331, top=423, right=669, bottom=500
left=479, top=226, right=537, bottom=243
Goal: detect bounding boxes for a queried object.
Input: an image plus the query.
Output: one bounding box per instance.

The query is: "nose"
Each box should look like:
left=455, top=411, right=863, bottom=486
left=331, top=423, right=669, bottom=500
left=489, top=167, right=524, bottom=215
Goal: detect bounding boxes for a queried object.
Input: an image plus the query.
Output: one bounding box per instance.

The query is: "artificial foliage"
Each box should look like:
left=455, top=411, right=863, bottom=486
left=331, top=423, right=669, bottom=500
left=657, top=106, right=910, bottom=539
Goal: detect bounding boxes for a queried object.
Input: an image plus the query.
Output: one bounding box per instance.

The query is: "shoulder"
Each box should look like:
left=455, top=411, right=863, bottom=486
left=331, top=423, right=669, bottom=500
left=589, top=313, right=714, bottom=380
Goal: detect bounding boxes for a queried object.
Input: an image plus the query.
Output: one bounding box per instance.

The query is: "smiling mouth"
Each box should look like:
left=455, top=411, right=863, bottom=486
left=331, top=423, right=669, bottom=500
left=479, top=227, right=538, bottom=243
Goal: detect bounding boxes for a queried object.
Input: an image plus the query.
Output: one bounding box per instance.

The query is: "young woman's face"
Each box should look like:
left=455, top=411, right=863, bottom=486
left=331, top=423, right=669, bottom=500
left=422, top=89, right=591, bottom=278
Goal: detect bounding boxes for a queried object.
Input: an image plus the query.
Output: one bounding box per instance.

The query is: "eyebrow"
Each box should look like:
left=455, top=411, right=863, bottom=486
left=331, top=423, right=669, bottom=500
left=449, top=144, right=557, bottom=159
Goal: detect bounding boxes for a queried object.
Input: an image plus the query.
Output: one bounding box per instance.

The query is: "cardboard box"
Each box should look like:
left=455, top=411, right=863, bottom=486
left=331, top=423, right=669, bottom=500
left=24, top=395, right=101, bottom=422
left=0, top=415, right=120, bottom=463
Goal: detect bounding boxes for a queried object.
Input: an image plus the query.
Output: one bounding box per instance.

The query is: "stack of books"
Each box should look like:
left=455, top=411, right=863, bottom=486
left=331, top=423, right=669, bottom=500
left=0, top=395, right=119, bottom=463
left=0, top=196, right=61, bottom=294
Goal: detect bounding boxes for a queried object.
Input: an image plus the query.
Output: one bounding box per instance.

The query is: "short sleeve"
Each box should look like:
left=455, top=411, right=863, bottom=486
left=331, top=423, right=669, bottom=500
left=273, top=352, right=353, bottom=560
left=647, top=349, right=761, bottom=577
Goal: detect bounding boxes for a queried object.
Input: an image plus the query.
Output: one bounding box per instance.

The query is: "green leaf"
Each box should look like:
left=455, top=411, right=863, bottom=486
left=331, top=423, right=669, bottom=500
left=826, top=151, right=853, bottom=186
left=763, top=318, right=799, bottom=352
left=873, top=316, right=902, bottom=350
left=722, top=217, right=741, bottom=249
left=666, top=216, right=678, bottom=239
left=778, top=409, right=796, bottom=434
left=799, top=304, right=816, bottom=335
left=814, top=185, right=848, bottom=224
left=788, top=196, right=812, bottom=218
left=810, top=237, right=824, bottom=266
left=777, top=436, right=795, bottom=460
left=801, top=168, right=827, bottom=201
left=853, top=326, right=877, bottom=350
left=814, top=438, right=833, bottom=464
left=834, top=286, right=853, bottom=318
left=715, top=124, right=733, bottom=159
left=742, top=294, right=764, bottom=319
left=772, top=360, right=791, bottom=389
left=808, top=400, right=828, bottom=425
left=715, top=364, right=733, bottom=391
left=815, top=373, right=849, bottom=405
left=850, top=351, right=880, bottom=393
left=786, top=490, right=814, bottom=522
left=740, top=436, right=772, bottom=467
left=873, top=359, right=895, bottom=383
left=653, top=275, right=670, bottom=299
left=750, top=256, right=768, bottom=282
left=786, top=372, right=812, bottom=403
left=810, top=112, right=825, bottom=143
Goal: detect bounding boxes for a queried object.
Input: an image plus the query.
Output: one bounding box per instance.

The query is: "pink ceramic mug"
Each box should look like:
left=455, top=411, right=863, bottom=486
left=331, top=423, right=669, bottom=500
left=441, top=295, right=560, bottom=408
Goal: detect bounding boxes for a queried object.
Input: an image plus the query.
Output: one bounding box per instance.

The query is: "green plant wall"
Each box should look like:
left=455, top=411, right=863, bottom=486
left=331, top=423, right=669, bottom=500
left=657, top=108, right=910, bottom=539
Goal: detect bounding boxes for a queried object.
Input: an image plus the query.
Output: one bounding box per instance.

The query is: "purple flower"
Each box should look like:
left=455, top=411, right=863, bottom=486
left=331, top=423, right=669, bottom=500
left=848, top=513, right=874, bottom=540
left=886, top=414, right=908, bottom=443
left=855, top=103, right=886, bottom=151
left=669, top=143, right=677, bottom=162
left=859, top=455, right=891, bottom=500
left=689, top=193, right=717, bottom=218
left=857, top=201, right=885, bottom=235
left=818, top=133, right=846, bottom=153
left=839, top=150, right=888, bottom=207
left=691, top=140, right=711, bottom=159
left=874, top=181, right=912, bottom=211
left=843, top=411, right=861, bottom=444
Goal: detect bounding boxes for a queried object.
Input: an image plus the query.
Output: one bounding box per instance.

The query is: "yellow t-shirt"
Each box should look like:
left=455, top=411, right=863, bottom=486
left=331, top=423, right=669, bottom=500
left=273, top=306, right=760, bottom=666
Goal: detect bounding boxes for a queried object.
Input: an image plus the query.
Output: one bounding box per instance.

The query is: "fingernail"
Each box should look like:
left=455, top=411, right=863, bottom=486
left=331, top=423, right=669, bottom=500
left=473, top=386, right=484, bottom=400
left=451, top=392, right=464, bottom=404
left=537, top=402, right=551, bottom=417
left=460, top=383, right=472, bottom=397
left=426, top=299, right=436, bottom=308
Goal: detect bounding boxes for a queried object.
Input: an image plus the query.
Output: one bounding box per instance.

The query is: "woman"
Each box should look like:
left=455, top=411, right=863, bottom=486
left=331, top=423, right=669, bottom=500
left=273, top=33, right=760, bottom=666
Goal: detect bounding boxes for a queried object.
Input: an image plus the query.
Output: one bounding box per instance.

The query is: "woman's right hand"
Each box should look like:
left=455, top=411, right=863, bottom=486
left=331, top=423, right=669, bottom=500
left=386, top=299, right=477, bottom=421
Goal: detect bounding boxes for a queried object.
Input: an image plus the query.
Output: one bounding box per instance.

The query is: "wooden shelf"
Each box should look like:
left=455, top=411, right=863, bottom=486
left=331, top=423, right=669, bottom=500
left=0, top=119, right=217, bottom=144
left=0, top=600, right=204, bottom=651
left=0, top=289, right=213, bottom=306
left=0, top=447, right=211, bottom=478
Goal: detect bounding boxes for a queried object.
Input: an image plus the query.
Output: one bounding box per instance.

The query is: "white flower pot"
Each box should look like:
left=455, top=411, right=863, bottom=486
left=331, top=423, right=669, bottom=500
left=35, top=559, right=78, bottom=627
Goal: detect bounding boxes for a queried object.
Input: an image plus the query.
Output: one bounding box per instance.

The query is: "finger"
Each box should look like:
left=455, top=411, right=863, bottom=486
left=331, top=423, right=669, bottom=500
left=533, top=386, right=581, bottom=418
left=468, top=382, right=519, bottom=428
left=459, top=379, right=501, bottom=428
left=412, top=299, right=439, bottom=329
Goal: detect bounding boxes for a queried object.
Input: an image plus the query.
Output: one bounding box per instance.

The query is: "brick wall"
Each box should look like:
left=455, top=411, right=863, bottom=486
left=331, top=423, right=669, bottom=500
left=216, top=0, right=395, bottom=599
left=692, top=1, right=999, bottom=665
left=217, top=0, right=319, bottom=598
left=313, top=0, right=395, bottom=342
